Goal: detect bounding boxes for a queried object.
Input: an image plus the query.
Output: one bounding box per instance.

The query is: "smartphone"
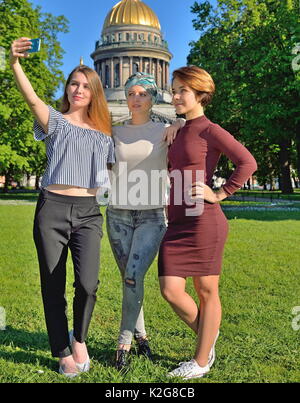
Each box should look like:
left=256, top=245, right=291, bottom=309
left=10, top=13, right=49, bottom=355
left=27, top=38, right=41, bottom=53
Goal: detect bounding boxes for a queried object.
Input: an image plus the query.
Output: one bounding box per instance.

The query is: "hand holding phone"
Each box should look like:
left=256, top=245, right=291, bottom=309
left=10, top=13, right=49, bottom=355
left=10, top=37, right=41, bottom=66
left=27, top=38, right=41, bottom=53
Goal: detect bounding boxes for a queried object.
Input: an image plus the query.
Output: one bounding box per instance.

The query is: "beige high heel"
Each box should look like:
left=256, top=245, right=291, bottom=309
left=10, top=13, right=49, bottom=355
left=58, top=364, right=79, bottom=378
left=69, top=330, right=90, bottom=373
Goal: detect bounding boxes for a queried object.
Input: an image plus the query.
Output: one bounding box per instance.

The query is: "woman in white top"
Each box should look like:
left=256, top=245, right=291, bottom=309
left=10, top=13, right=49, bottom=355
left=106, top=72, right=184, bottom=370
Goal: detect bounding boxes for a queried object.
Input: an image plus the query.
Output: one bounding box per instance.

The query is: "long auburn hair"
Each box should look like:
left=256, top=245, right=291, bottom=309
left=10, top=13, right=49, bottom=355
left=172, top=66, right=215, bottom=107
left=61, top=65, right=112, bottom=136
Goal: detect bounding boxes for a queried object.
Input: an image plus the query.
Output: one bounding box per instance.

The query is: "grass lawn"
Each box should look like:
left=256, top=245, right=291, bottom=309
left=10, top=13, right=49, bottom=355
left=0, top=204, right=299, bottom=383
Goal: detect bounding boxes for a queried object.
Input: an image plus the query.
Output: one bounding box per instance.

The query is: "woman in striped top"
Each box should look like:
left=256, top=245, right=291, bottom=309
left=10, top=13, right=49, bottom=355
left=10, top=37, right=114, bottom=377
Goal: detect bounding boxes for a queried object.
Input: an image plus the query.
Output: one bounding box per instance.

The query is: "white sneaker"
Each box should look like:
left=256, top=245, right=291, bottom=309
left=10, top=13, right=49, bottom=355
left=177, top=330, right=219, bottom=369
left=208, top=330, right=219, bottom=368
left=168, top=359, right=210, bottom=380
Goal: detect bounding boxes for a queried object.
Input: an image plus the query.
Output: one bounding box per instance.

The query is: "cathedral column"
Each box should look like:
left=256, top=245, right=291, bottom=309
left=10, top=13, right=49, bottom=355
left=166, top=63, right=169, bottom=89
left=162, top=60, right=166, bottom=90
left=110, top=58, right=114, bottom=88
left=156, top=59, right=159, bottom=84
left=101, top=60, right=106, bottom=86
left=120, top=56, right=123, bottom=86
left=130, top=56, right=133, bottom=76
left=166, top=62, right=168, bottom=89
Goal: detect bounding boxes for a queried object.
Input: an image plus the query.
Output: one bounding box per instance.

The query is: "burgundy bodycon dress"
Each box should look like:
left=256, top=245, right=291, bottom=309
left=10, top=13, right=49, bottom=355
left=158, top=115, right=257, bottom=277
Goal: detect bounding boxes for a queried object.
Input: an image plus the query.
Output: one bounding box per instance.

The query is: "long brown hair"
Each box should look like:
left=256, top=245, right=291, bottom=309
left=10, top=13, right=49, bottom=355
left=172, top=66, right=215, bottom=107
left=61, top=65, right=112, bottom=136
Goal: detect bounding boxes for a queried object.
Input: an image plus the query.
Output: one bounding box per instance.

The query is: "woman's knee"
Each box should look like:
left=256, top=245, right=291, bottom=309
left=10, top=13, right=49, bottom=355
left=160, top=284, right=178, bottom=303
left=159, top=277, right=186, bottom=303
left=196, top=279, right=219, bottom=303
left=74, top=279, right=99, bottom=297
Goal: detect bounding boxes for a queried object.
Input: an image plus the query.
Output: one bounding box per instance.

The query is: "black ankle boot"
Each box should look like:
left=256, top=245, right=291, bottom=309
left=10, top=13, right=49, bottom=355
left=136, top=338, right=153, bottom=360
left=115, top=349, right=129, bottom=371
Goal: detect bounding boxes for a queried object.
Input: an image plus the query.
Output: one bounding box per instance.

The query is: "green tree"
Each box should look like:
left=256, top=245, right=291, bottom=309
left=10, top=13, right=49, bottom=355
left=0, top=0, right=68, bottom=190
left=188, top=0, right=300, bottom=193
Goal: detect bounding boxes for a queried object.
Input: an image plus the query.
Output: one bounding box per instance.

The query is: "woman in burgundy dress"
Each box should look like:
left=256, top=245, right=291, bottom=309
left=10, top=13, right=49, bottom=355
left=158, top=66, right=257, bottom=379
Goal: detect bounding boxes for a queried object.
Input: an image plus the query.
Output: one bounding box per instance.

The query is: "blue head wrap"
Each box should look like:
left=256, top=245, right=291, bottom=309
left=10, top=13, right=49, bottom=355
left=124, top=72, right=159, bottom=104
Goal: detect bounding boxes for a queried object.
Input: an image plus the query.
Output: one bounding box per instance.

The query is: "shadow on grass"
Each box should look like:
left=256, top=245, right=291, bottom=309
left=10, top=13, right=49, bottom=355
left=0, top=326, right=56, bottom=369
left=87, top=341, right=179, bottom=370
left=0, top=328, right=195, bottom=383
left=0, top=326, right=49, bottom=351
left=0, top=329, right=119, bottom=373
left=0, top=193, right=39, bottom=202
left=0, top=349, right=57, bottom=371
left=0, top=327, right=177, bottom=371
left=88, top=342, right=116, bottom=368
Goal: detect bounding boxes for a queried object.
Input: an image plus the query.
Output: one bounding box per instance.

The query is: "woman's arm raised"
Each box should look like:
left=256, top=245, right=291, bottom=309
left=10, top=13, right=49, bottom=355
left=10, top=37, right=49, bottom=133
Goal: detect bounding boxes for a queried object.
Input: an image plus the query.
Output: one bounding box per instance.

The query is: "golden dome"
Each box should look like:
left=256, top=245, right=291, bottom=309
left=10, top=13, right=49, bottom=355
left=103, top=0, right=161, bottom=30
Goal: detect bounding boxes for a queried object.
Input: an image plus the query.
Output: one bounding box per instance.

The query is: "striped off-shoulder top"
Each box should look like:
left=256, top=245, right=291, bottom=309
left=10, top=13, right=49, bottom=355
left=34, top=106, right=115, bottom=189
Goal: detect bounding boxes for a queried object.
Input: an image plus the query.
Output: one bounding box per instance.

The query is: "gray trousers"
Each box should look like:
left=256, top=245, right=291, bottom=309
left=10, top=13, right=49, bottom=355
left=106, top=206, right=167, bottom=345
left=33, top=189, right=103, bottom=358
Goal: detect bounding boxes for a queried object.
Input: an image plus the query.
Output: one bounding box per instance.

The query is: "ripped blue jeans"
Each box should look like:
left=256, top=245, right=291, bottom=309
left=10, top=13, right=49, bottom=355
left=106, top=206, right=167, bottom=345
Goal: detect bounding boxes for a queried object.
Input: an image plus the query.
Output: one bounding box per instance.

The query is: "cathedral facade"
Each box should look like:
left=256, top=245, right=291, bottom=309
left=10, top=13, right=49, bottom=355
left=90, top=0, right=176, bottom=123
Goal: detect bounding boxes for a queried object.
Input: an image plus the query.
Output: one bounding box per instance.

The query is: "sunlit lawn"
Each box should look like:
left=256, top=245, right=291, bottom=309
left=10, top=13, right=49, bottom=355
left=0, top=203, right=299, bottom=383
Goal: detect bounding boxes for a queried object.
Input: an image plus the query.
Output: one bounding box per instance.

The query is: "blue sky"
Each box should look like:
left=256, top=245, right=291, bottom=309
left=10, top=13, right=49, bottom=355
left=29, top=0, right=216, bottom=89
